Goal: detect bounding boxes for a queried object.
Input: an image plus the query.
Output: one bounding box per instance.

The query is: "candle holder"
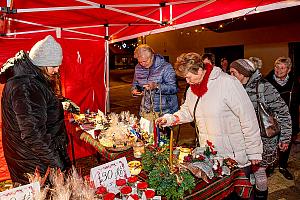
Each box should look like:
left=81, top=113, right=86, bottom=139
left=133, top=141, right=145, bottom=158
left=178, top=147, right=192, bottom=163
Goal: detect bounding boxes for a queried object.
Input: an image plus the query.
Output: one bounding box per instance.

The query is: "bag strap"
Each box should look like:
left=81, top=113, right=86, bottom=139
left=288, top=79, right=294, bottom=108
left=141, top=87, right=162, bottom=114
left=193, top=97, right=200, bottom=146
left=255, top=79, right=265, bottom=104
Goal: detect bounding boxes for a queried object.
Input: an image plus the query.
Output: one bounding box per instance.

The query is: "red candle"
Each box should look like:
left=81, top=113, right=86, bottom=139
left=153, top=121, right=158, bottom=147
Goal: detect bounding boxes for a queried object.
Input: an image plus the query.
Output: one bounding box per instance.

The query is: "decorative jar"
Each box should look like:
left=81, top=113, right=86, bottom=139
left=133, top=141, right=145, bottom=158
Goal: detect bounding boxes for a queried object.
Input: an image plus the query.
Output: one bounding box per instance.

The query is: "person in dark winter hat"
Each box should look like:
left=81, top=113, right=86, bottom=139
left=1, top=35, right=71, bottom=185
left=230, top=57, right=292, bottom=199
left=229, top=58, right=257, bottom=79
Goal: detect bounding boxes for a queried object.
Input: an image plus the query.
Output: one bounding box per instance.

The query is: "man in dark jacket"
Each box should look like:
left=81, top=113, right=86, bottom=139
left=1, top=35, right=71, bottom=185
left=266, top=56, right=299, bottom=180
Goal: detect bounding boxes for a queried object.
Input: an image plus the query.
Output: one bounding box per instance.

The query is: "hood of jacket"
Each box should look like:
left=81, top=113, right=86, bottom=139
left=245, top=69, right=263, bottom=87
left=0, top=50, right=48, bottom=85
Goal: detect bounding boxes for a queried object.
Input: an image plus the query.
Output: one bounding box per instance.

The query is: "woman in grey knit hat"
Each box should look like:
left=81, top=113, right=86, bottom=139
left=230, top=58, right=292, bottom=200
left=1, top=35, right=71, bottom=185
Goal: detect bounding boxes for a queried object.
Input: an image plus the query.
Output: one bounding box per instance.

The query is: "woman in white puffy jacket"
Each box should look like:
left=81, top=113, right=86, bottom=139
left=157, top=52, right=263, bottom=172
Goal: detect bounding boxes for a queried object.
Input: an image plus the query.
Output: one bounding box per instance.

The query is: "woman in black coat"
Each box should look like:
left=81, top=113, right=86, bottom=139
left=1, top=35, right=71, bottom=185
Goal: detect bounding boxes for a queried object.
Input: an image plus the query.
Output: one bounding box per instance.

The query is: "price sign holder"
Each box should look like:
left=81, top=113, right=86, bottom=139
left=0, top=182, right=40, bottom=200
left=90, top=157, right=131, bottom=194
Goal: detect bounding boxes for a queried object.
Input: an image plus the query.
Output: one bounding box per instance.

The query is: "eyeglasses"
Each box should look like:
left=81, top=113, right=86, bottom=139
left=138, top=56, right=153, bottom=67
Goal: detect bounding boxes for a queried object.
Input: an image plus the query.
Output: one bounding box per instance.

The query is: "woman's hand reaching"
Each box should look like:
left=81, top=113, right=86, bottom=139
left=156, top=117, right=167, bottom=127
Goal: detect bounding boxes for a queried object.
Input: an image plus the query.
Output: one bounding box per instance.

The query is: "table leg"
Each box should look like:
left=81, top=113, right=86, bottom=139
left=70, top=134, right=76, bottom=167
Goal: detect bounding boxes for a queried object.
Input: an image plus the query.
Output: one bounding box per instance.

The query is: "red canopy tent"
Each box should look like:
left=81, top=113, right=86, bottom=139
left=1, top=0, right=299, bottom=181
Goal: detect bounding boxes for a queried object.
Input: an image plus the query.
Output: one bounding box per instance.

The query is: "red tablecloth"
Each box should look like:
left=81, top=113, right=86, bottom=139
left=76, top=129, right=253, bottom=200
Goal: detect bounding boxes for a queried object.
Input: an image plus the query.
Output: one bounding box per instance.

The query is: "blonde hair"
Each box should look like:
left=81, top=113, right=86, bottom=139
left=134, top=44, right=154, bottom=59
left=274, top=56, right=292, bottom=69
left=174, top=52, right=204, bottom=77
left=249, top=57, right=263, bottom=70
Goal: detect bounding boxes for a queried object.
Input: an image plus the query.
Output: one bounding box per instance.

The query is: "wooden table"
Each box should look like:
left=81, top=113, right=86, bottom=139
left=74, top=129, right=253, bottom=200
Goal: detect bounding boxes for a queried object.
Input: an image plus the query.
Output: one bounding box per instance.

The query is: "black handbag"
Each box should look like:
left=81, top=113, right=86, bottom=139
left=255, top=79, right=280, bottom=138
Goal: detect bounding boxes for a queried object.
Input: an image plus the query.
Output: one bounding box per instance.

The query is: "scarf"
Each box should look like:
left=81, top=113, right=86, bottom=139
left=190, top=64, right=213, bottom=97
left=273, top=74, right=289, bottom=86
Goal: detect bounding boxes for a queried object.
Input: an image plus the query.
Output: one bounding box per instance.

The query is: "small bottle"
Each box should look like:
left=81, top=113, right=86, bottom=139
left=127, top=176, right=138, bottom=194
left=129, top=194, right=139, bottom=200
left=96, top=186, right=107, bottom=199
left=103, top=192, right=115, bottom=200
left=116, top=178, right=127, bottom=191
left=137, top=182, right=148, bottom=198
left=145, top=189, right=155, bottom=200
left=120, top=186, right=132, bottom=200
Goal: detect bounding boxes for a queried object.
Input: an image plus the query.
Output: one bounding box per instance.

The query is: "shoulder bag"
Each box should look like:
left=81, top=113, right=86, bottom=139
left=255, top=79, right=280, bottom=138
left=140, top=88, right=162, bottom=122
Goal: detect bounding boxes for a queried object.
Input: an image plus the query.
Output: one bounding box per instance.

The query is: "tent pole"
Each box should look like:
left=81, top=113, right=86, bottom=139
left=64, top=29, right=104, bottom=38
left=17, top=6, right=95, bottom=13
left=5, top=29, right=56, bottom=36
left=106, top=6, right=161, bottom=24
left=169, top=4, right=173, bottom=24
left=76, top=0, right=161, bottom=24
left=166, top=0, right=207, bottom=6
left=105, top=25, right=110, bottom=114
left=108, top=4, right=160, bottom=8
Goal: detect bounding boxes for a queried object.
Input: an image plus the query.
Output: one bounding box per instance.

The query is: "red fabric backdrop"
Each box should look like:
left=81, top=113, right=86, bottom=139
left=0, top=36, right=106, bottom=181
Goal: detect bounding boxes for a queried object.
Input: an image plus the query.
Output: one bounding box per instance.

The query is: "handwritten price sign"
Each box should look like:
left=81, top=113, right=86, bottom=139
left=0, top=182, right=40, bottom=200
left=90, top=157, right=130, bottom=194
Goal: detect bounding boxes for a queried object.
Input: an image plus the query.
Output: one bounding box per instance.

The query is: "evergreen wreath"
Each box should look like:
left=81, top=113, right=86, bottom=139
left=142, top=146, right=196, bottom=200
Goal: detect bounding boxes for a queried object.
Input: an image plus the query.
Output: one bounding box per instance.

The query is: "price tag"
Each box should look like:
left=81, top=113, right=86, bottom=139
left=90, top=157, right=130, bottom=194
left=0, top=182, right=40, bottom=200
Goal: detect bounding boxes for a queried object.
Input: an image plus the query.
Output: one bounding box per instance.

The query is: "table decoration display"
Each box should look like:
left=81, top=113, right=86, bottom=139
left=142, top=145, right=196, bottom=200
left=73, top=110, right=142, bottom=151
left=180, top=140, right=238, bottom=183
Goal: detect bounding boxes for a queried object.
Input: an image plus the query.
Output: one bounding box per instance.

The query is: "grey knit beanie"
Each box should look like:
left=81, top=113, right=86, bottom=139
left=29, top=35, right=62, bottom=67
left=230, top=59, right=256, bottom=77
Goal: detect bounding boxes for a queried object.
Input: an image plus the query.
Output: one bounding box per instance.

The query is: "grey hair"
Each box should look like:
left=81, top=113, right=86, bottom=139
left=134, top=44, right=154, bottom=59
left=274, top=56, right=292, bottom=69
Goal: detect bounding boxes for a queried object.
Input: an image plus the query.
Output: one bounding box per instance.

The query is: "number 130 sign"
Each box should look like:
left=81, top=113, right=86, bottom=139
left=90, top=157, right=131, bottom=194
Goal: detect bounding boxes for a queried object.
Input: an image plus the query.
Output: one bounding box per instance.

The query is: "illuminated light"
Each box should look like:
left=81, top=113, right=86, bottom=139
left=219, top=24, right=223, bottom=28
left=201, top=27, right=205, bottom=30
left=243, top=16, right=247, bottom=21
left=194, top=29, right=198, bottom=32
left=122, top=43, right=127, bottom=48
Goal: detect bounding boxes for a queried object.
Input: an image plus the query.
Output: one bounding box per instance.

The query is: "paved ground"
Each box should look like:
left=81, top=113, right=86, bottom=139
left=109, top=68, right=300, bottom=200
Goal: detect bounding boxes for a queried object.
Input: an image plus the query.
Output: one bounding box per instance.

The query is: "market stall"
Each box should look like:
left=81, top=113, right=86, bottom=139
left=64, top=111, right=253, bottom=199
left=1, top=0, right=300, bottom=184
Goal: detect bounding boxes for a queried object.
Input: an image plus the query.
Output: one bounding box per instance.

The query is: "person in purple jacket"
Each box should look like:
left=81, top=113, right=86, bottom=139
left=131, top=44, right=179, bottom=116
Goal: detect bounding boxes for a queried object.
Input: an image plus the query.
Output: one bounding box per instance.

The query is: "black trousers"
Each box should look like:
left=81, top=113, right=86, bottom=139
left=278, top=141, right=292, bottom=168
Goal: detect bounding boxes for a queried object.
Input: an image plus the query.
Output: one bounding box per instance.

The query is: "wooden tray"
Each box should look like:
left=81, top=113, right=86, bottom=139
left=105, top=145, right=132, bottom=152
